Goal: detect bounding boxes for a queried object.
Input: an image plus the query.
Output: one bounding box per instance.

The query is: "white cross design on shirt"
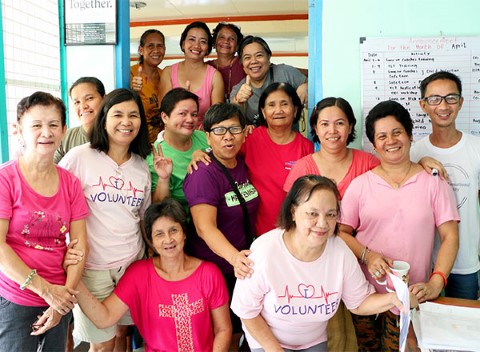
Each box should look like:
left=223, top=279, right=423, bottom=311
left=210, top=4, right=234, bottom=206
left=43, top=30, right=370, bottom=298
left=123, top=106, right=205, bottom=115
left=158, top=293, right=204, bottom=351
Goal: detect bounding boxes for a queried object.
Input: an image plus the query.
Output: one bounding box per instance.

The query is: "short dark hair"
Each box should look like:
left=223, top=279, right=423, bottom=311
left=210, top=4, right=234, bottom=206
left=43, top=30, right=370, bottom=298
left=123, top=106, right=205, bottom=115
left=17, top=91, right=66, bottom=126
left=365, top=100, right=413, bottom=146
left=278, top=175, right=340, bottom=233
left=69, top=77, right=106, bottom=98
left=203, top=103, right=247, bottom=131
left=160, top=88, right=199, bottom=116
left=138, top=29, right=165, bottom=65
left=420, top=70, right=462, bottom=98
left=310, top=97, right=357, bottom=144
left=179, top=21, right=213, bottom=55
left=143, top=199, right=188, bottom=256
left=238, top=35, right=272, bottom=60
left=212, top=22, right=243, bottom=49
left=89, top=88, right=151, bottom=158
left=258, top=82, right=303, bottom=126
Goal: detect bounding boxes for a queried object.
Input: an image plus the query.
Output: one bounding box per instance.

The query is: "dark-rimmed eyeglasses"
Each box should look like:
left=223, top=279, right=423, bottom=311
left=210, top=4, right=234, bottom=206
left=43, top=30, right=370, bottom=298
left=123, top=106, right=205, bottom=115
left=422, top=94, right=461, bottom=106
left=210, top=126, right=244, bottom=135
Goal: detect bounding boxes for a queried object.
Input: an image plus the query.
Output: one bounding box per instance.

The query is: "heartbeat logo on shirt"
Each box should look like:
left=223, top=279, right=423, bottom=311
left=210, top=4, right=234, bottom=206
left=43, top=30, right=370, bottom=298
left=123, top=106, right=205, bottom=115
left=274, top=284, right=341, bottom=317
left=278, top=283, right=338, bottom=304
left=93, top=176, right=144, bottom=197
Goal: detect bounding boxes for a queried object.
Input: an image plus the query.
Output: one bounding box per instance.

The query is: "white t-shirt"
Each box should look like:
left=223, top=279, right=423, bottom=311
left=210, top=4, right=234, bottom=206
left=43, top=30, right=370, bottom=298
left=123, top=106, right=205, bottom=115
left=60, top=143, right=151, bottom=269
left=231, top=229, right=375, bottom=350
left=411, top=132, right=480, bottom=275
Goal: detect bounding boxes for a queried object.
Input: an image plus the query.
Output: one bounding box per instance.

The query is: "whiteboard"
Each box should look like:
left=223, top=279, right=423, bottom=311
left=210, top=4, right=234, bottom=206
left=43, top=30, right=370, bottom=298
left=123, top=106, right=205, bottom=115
left=360, top=36, right=480, bottom=151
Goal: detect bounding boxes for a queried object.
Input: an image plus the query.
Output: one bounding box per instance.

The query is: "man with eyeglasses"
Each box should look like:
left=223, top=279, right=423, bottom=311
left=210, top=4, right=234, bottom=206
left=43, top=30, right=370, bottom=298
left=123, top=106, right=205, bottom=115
left=410, top=71, right=480, bottom=300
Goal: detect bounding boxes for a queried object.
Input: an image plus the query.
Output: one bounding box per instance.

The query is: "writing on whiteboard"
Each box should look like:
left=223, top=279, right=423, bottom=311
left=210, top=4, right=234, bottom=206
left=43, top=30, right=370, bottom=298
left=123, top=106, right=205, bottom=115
left=360, top=36, right=480, bottom=151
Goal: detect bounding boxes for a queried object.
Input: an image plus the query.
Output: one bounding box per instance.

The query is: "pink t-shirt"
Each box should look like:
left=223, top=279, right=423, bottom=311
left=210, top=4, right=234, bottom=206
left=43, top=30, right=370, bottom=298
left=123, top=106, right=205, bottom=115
left=114, top=259, right=229, bottom=352
left=242, top=126, right=313, bottom=235
left=231, top=229, right=375, bottom=350
left=60, top=144, right=151, bottom=269
left=0, top=160, right=88, bottom=306
left=170, top=63, right=216, bottom=128
left=340, top=170, right=460, bottom=293
left=283, top=149, right=380, bottom=199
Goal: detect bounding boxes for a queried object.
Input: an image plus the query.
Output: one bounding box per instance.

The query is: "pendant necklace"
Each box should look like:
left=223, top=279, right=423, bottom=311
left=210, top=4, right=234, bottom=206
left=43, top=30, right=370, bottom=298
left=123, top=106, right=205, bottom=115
left=216, top=57, right=234, bottom=102
left=380, top=162, right=412, bottom=189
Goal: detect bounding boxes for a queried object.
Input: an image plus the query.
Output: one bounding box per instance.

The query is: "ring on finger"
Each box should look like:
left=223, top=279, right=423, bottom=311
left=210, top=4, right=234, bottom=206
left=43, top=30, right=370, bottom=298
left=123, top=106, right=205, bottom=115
left=374, top=270, right=381, bottom=276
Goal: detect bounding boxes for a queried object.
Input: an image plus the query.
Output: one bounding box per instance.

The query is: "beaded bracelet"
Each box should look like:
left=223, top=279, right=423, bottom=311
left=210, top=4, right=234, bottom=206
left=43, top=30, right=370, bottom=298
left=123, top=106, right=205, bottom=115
left=429, top=270, right=447, bottom=288
left=20, top=269, right=37, bottom=290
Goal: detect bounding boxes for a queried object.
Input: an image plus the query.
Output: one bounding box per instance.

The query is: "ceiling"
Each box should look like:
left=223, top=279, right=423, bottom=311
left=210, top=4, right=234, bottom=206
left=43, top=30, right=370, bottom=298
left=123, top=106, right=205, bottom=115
left=129, top=0, right=309, bottom=61
left=129, top=0, right=308, bottom=21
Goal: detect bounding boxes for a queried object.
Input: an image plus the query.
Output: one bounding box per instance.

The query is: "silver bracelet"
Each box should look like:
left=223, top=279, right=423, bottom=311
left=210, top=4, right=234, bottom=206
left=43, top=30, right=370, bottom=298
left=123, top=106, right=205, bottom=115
left=361, top=246, right=370, bottom=265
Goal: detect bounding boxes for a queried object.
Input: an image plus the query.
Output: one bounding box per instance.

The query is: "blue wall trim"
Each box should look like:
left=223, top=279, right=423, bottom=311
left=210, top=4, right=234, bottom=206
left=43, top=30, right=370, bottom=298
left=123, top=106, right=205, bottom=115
left=308, top=0, right=323, bottom=149
left=0, top=2, right=8, bottom=162
left=58, top=0, right=69, bottom=126
left=116, top=0, right=130, bottom=88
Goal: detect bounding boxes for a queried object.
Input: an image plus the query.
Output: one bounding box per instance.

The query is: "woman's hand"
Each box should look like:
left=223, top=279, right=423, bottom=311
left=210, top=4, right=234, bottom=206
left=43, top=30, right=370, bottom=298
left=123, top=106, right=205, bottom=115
left=62, top=239, right=84, bottom=271
left=42, top=284, right=78, bottom=315
left=409, top=281, right=442, bottom=304
left=409, top=290, right=420, bottom=309
left=365, top=250, right=394, bottom=281
left=187, top=150, right=211, bottom=174
left=131, top=66, right=143, bottom=92
left=386, top=292, right=407, bottom=313
left=418, top=156, right=449, bottom=181
left=230, top=250, right=254, bottom=280
left=296, top=82, right=308, bottom=106
left=244, top=125, right=256, bottom=136
left=234, top=76, right=253, bottom=104
left=30, top=307, right=62, bottom=336
left=152, top=143, right=173, bottom=180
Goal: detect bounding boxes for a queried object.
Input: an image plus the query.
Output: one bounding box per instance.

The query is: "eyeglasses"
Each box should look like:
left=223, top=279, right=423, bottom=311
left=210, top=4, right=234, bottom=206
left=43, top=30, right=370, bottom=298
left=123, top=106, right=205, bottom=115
left=422, top=94, right=461, bottom=106
left=210, top=126, right=244, bottom=135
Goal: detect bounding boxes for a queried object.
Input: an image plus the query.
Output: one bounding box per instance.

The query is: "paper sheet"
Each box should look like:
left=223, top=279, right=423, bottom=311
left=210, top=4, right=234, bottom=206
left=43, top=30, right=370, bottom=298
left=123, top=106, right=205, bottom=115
left=411, top=301, right=480, bottom=351
left=389, top=272, right=411, bottom=352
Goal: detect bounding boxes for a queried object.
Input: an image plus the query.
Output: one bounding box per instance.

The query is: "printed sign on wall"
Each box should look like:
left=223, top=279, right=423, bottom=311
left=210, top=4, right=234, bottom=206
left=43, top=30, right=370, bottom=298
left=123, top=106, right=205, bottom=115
left=64, top=0, right=117, bottom=45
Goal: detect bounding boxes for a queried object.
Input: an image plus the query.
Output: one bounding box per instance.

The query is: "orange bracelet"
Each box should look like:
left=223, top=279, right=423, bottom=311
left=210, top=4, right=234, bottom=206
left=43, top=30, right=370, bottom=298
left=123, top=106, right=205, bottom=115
left=429, top=270, right=447, bottom=288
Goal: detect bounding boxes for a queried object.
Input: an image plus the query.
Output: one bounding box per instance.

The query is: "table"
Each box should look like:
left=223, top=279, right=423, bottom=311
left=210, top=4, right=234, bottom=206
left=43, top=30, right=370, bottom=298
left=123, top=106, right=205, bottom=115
left=406, top=297, right=480, bottom=351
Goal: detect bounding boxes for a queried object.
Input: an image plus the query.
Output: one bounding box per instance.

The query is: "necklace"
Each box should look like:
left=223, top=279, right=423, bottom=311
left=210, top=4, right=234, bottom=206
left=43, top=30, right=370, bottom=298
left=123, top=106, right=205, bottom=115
left=380, top=162, right=412, bottom=189
left=215, top=57, right=234, bottom=101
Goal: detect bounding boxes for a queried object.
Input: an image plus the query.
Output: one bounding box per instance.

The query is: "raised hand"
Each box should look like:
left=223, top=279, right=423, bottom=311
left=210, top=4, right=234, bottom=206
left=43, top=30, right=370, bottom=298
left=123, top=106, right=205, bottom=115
left=234, top=75, right=253, bottom=104
left=152, top=143, right=173, bottom=180
left=132, top=65, right=143, bottom=92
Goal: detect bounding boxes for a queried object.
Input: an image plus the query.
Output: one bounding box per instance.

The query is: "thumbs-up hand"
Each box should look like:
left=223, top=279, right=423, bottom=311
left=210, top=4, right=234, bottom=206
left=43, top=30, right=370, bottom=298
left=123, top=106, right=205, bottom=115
left=132, top=65, right=143, bottom=92
left=234, top=75, right=253, bottom=104
left=185, top=80, right=192, bottom=92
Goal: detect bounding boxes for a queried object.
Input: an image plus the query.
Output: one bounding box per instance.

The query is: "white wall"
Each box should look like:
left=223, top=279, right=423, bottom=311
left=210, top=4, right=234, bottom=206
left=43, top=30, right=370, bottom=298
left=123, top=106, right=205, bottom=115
left=65, top=45, right=117, bottom=127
